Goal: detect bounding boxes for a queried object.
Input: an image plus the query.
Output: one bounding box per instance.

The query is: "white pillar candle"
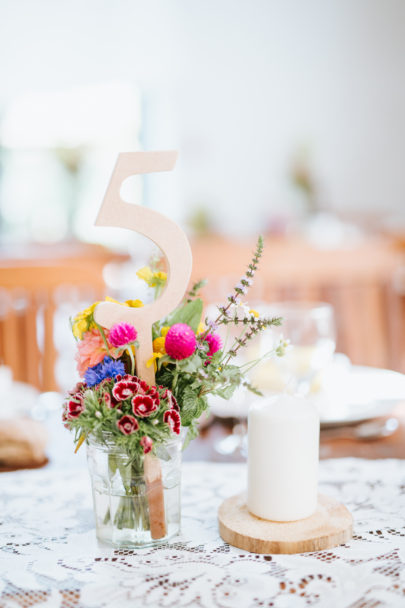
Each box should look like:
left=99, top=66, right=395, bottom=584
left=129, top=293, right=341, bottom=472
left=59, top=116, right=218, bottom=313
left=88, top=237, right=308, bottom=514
left=247, top=395, right=319, bottom=522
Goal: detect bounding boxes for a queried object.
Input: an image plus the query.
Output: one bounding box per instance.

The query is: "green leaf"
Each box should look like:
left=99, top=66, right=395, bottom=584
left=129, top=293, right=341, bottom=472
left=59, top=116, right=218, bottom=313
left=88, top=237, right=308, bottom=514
left=164, top=299, right=203, bottom=333
left=213, top=384, right=238, bottom=400
left=152, top=322, right=160, bottom=341
left=155, top=367, right=175, bottom=388
left=180, top=386, right=208, bottom=426
left=182, top=419, right=199, bottom=449
left=177, top=353, right=202, bottom=374
left=244, top=381, right=263, bottom=397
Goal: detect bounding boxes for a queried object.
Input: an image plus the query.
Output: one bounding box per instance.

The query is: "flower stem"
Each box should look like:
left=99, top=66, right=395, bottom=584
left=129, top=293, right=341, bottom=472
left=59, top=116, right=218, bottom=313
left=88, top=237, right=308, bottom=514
left=93, top=319, right=111, bottom=356
left=127, top=346, right=136, bottom=376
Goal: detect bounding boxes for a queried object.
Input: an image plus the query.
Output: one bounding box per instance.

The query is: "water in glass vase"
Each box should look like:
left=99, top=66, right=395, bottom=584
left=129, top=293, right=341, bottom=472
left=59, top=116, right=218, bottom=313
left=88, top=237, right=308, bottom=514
left=87, top=433, right=182, bottom=548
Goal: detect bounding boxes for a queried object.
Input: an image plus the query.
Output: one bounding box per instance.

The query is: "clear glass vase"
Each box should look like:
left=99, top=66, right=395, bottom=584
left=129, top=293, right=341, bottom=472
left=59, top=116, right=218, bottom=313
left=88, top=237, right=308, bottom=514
left=86, top=433, right=182, bottom=548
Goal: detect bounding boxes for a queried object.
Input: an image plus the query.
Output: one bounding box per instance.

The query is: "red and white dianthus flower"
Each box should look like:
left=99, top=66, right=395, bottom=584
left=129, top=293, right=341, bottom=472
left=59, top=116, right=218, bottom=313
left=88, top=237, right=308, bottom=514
left=66, top=395, right=85, bottom=419
left=161, top=388, right=179, bottom=411
left=117, top=414, right=139, bottom=435
left=140, top=435, right=153, bottom=454
left=112, top=378, right=140, bottom=401
left=132, top=394, right=158, bottom=417
left=163, top=409, right=181, bottom=434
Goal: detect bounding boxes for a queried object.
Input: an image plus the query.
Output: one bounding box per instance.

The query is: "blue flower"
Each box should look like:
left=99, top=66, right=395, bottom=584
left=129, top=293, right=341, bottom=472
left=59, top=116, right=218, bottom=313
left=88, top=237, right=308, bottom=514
left=84, top=357, right=125, bottom=387
left=102, top=357, right=125, bottom=380
left=84, top=363, right=103, bottom=387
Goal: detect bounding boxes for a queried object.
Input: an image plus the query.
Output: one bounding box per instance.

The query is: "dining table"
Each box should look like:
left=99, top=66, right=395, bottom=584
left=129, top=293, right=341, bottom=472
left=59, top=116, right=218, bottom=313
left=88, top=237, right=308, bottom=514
left=1, top=392, right=405, bottom=607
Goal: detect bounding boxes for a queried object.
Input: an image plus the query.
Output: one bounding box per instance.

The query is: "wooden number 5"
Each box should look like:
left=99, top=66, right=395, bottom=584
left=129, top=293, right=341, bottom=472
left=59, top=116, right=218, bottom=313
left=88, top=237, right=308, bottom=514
left=93, top=151, right=192, bottom=385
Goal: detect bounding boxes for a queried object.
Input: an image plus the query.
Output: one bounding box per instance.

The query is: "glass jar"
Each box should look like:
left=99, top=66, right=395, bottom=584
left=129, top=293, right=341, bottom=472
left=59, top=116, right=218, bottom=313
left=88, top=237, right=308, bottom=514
left=86, top=433, right=182, bottom=548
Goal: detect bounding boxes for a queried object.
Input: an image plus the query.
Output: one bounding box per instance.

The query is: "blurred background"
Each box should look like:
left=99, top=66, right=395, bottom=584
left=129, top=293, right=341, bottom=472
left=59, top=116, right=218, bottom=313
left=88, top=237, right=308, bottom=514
left=1, top=0, right=405, bottom=464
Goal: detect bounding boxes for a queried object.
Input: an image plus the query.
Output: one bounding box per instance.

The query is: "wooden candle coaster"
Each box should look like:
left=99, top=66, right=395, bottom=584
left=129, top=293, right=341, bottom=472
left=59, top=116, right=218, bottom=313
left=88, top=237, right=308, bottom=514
left=218, top=493, right=353, bottom=554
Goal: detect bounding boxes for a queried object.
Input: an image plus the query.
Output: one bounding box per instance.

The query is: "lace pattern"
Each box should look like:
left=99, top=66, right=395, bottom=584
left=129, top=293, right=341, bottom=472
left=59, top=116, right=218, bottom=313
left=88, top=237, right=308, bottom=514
left=1, top=458, right=405, bottom=607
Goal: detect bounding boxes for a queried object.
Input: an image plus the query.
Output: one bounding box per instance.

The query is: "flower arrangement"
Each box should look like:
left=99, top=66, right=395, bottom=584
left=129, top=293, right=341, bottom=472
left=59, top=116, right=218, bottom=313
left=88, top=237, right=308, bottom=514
left=63, top=237, right=286, bottom=457
left=63, top=237, right=286, bottom=544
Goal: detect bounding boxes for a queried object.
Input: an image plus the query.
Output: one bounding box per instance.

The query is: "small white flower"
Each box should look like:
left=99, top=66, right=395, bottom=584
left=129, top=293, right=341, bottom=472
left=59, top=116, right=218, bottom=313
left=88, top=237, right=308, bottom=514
left=229, top=300, right=251, bottom=319
left=95, top=411, right=102, bottom=419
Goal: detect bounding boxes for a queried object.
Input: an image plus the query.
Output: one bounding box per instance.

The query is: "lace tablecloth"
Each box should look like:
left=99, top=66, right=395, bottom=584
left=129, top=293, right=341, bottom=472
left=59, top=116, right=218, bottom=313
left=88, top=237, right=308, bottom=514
left=1, top=458, right=405, bottom=608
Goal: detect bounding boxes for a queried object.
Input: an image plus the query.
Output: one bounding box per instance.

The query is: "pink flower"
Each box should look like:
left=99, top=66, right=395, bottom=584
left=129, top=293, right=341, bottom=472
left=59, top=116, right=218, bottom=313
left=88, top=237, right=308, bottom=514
left=113, top=379, right=140, bottom=401
left=132, top=394, right=158, bottom=417
left=75, top=329, right=118, bottom=377
left=205, top=333, right=222, bottom=357
left=66, top=395, right=85, bottom=419
left=163, top=409, right=181, bottom=434
left=117, top=415, right=139, bottom=435
left=109, top=323, right=138, bottom=348
left=140, top=436, right=153, bottom=454
left=165, top=323, right=197, bottom=360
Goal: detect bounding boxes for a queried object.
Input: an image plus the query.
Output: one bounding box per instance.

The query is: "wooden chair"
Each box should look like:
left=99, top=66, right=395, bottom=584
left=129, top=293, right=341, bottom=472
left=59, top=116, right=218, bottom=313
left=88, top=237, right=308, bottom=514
left=0, top=263, right=106, bottom=391
left=190, top=235, right=404, bottom=371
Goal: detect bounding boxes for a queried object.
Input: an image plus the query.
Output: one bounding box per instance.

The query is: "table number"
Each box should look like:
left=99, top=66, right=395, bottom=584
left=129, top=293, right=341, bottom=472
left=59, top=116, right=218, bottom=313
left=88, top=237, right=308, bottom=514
left=93, top=151, right=192, bottom=539
left=94, top=151, right=192, bottom=385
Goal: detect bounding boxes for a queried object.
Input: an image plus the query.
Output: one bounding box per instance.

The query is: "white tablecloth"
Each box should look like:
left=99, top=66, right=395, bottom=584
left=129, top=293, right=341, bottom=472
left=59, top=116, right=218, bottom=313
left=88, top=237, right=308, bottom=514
left=1, top=456, right=405, bottom=608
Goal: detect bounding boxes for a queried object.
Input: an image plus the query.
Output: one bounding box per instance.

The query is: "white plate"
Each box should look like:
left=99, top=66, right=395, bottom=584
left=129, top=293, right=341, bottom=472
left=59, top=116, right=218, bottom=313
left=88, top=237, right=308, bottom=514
left=208, top=365, right=405, bottom=428
left=318, top=366, right=405, bottom=428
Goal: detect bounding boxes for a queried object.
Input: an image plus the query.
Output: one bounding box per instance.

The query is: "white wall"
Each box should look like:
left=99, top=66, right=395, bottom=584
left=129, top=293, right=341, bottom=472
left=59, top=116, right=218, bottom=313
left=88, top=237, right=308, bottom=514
left=1, top=0, right=405, bottom=236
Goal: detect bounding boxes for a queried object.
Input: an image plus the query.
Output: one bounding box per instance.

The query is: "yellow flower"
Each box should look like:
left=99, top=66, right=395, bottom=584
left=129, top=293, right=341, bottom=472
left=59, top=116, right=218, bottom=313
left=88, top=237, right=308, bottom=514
left=105, top=296, right=143, bottom=308
left=197, top=322, right=205, bottom=334
left=125, top=299, right=143, bottom=308
left=104, top=296, right=121, bottom=305
left=137, top=266, right=167, bottom=288
left=160, top=326, right=170, bottom=337
left=153, top=336, right=166, bottom=355
left=72, top=301, right=99, bottom=339
left=136, top=266, right=153, bottom=283
left=72, top=318, right=89, bottom=340
left=150, top=271, right=167, bottom=287
left=146, top=352, right=163, bottom=371
left=249, top=309, right=260, bottom=318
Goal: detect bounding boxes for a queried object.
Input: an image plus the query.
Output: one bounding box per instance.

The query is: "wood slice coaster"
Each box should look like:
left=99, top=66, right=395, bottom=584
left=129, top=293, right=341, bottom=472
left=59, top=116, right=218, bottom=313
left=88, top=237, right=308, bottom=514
left=218, top=493, right=353, bottom=554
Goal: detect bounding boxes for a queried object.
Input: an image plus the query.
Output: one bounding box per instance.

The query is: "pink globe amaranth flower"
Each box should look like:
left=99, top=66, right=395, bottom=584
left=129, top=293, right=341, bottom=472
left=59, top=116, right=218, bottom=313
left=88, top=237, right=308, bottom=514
left=140, top=435, right=153, bottom=454
left=163, top=409, right=181, bottom=434
left=75, top=329, right=118, bottom=377
left=66, top=395, right=85, bottom=419
left=205, top=333, right=222, bottom=357
left=112, top=379, right=141, bottom=401
left=132, top=394, right=158, bottom=418
left=109, top=323, right=138, bottom=348
left=165, top=323, right=197, bottom=360
left=117, top=414, right=139, bottom=435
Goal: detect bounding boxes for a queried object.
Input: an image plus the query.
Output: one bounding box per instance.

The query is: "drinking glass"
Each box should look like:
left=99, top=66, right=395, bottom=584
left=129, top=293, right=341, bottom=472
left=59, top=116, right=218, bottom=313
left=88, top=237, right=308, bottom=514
left=249, top=301, right=336, bottom=396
